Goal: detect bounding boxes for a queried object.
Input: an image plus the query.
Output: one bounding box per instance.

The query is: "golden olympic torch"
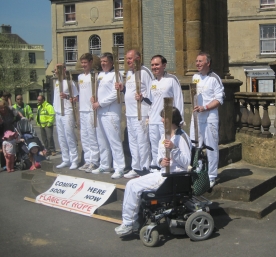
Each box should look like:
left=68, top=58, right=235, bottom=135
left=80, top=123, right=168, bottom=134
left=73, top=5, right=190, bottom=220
left=112, top=46, right=121, bottom=103
left=190, top=83, right=199, bottom=146
left=91, top=71, right=98, bottom=128
left=163, top=97, right=173, bottom=174
left=56, top=65, right=65, bottom=116
left=65, top=70, right=77, bottom=127
left=134, top=59, right=142, bottom=121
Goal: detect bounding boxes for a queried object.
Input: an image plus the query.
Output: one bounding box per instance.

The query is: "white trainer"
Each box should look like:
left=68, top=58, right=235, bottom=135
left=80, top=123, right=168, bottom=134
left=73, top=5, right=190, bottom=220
left=124, top=170, right=139, bottom=179
left=92, top=167, right=113, bottom=174
left=115, top=222, right=139, bottom=236
left=56, top=162, right=70, bottom=169
left=78, top=163, right=90, bottom=171
left=111, top=171, right=124, bottom=179
left=115, top=221, right=139, bottom=232
left=85, top=164, right=99, bottom=173
left=69, top=163, right=78, bottom=170
left=210, top=180, right=216, bottom=188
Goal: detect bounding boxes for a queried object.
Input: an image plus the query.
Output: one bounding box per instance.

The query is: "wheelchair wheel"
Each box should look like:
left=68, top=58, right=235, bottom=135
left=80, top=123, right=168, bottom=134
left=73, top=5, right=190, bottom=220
left=185, top=211, right=214, bottom=241
left=140, top=226, right=159, bottom=247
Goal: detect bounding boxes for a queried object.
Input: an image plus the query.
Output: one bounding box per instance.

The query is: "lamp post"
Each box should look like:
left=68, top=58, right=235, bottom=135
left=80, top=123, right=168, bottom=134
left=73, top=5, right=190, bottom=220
left=269, top=61, right=276, bottom=135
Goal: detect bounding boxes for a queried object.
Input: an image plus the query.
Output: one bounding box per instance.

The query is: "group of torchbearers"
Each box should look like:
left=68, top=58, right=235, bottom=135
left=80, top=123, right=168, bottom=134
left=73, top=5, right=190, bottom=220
left=53, top=49, right=224, bottom=236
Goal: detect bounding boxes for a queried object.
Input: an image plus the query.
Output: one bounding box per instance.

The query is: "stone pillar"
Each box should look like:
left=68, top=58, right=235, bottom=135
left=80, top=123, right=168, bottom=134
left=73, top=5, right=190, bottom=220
left=123, top=0, right=142, bottom=66
left=181, top=0, right=202, bottom=76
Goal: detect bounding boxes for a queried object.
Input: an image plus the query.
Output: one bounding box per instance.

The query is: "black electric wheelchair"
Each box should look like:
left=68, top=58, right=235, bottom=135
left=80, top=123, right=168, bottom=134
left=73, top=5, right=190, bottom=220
left=139, top=146, right=214, bottom=247
left=139, top=172, right=213, bottom=246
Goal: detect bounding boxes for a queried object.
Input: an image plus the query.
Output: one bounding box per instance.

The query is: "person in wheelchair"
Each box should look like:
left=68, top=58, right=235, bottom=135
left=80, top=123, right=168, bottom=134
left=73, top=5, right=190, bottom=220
left=115, top=107, right=192, bottom=236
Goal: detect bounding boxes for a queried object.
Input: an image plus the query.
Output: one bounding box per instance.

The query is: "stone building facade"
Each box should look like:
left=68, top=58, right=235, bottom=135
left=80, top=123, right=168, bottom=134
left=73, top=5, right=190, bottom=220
left=228, top=0, right=276, bottom=93
left=0, top=24, right=46, bottom=107
left=49, top=0, right=124, bottom=74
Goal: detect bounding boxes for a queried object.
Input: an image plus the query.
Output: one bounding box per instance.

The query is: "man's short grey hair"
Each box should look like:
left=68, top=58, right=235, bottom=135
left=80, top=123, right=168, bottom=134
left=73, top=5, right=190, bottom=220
left=127, top=49, right=141, bottom=58
left=100, top=52, right=113, bottom=62
left=198, top=51, right=212, bottom=66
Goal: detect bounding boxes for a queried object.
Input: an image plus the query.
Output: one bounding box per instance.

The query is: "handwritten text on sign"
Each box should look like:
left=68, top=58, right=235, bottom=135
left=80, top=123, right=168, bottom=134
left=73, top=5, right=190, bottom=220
left=36, top=175, right=116, bottom=216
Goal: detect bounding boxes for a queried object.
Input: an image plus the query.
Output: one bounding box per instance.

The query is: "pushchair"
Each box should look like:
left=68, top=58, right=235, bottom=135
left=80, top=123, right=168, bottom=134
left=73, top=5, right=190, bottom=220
left=15, top=119, right=45, bottom=170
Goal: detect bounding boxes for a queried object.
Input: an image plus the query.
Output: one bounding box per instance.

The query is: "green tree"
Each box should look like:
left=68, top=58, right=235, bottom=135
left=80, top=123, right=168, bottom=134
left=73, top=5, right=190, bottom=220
left=0, top=33, right=34, bottom=94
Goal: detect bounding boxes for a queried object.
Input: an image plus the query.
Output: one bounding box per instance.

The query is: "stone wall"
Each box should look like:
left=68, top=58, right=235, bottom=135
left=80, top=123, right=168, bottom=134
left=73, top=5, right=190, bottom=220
left=123, top=0, right=229, bottom=78
left=236, top=133, right=276, bottom=168
left=51, top=0, right=123, bottom=66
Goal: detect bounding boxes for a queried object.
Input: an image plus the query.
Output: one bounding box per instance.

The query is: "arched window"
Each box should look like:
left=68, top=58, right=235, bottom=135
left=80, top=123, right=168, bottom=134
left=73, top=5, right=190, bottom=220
left=89, top=35, right=101, bottom=57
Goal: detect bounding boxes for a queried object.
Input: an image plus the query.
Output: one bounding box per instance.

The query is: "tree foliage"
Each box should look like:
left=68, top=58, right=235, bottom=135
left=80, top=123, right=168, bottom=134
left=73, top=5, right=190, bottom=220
left=0, top=33, right=34, bottom=94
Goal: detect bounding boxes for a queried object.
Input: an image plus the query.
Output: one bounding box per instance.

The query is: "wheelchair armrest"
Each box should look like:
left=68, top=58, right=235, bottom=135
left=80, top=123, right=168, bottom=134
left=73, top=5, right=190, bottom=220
left=161, top=171, right=197, bottom=177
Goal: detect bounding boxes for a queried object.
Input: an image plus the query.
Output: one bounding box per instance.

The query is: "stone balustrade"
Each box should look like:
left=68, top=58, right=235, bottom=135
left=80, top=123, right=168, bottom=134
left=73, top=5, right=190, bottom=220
left=235, top=92, right=276, bottom=138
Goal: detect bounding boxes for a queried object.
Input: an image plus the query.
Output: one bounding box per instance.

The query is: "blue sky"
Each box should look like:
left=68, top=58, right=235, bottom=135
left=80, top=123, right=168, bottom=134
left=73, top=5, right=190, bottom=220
left=0, top=0, right=52, bottom=64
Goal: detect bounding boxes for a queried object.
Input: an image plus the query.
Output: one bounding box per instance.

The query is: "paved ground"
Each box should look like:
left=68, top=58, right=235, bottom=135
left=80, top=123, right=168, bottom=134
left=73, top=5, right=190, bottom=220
left=1, top=169, right=276, bottom=257
left=1, top=122, right=276, bottom=256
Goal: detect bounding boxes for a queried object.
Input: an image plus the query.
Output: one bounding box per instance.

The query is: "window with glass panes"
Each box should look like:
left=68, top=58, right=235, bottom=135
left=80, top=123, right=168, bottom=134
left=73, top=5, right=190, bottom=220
left=89, top=35, right=101, bottom=57
left=260, top=25, right=276, bottom=54
left=113, top=33, right=124, bottom=61
left=65, top=4, right=76, bottom=22
left=64, top=37, right=78, bottom=63
left=114, top=0, right=123, bottom=18
left=260, top=0, right=275, bottom=8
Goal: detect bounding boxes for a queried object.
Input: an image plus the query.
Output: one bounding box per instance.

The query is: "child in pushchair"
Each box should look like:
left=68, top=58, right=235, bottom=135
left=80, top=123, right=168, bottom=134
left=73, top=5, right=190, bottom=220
left=15, top=119, right=47, bottom=170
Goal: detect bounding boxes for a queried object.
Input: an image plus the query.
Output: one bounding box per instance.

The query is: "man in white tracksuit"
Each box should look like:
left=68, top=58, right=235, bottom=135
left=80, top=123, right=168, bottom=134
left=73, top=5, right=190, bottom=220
left=90, top=52, right=125, bottom=179
left=116, top=49, right=154, bottom=179
left=148, top=55, right=184, bottom=172
left=77, top=53, right=100, bottom=173
left=190, top=51, right=224, bottom=188
left=115, top=107, right=191, bottom=236
left=54, top=64, right=79, bottom=170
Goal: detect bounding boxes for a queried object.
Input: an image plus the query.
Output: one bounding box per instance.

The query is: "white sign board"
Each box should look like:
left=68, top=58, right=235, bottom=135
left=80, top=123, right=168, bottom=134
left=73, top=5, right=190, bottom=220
left=36, top=175, right=116, bottom=216
left=258, top=79, right=274, bottom=92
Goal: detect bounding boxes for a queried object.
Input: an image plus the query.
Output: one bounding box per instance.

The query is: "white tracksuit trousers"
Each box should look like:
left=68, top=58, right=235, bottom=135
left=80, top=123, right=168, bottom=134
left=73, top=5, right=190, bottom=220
left=96, top=114, right=125, bottom=172
left=149, top=124, right=164, bottom=167
left=190, top=121, right=219, bottom=180
left=126, top=116, right=151, bottom=171
left=56, top=112, right=78, bottom=164
left=122, top=172, right=166, bottom=226
left=80, top=111, right=99, bottom=166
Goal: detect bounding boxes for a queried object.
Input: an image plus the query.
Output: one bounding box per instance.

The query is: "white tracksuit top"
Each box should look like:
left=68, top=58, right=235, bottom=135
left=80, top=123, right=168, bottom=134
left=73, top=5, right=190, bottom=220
left=78, top=73, right=94, bottom=112
left=124, top=65, right=154, bottom=117
left=53, top=79, right=78, bottom=114
left=97, top=70, right=121, bottom=116
left=192, top=72, right=224, bottom=123
left=149, top=72, right=184, bottom=124
left=157, top=129, right=192, bottom=173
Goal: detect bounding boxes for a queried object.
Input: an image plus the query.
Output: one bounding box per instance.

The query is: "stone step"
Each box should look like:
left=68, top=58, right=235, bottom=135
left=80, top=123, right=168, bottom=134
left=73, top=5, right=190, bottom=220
left=95, top=187, right=276, bottom=220
left=208, top=188, right=276, bottom=219
left=209, top=161, right=276, bottom=202
left=22, top=159, right=276, bottom=219
left=41, top=158, right=276, bottom=203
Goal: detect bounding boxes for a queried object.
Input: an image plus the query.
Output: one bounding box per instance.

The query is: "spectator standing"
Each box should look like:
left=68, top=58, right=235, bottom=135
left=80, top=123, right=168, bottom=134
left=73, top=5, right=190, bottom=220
left=36, top=95, right=56, bottom=156
left=2, top=92, right=12, bottom=107
left=13, top=94, right=33, bottom=121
